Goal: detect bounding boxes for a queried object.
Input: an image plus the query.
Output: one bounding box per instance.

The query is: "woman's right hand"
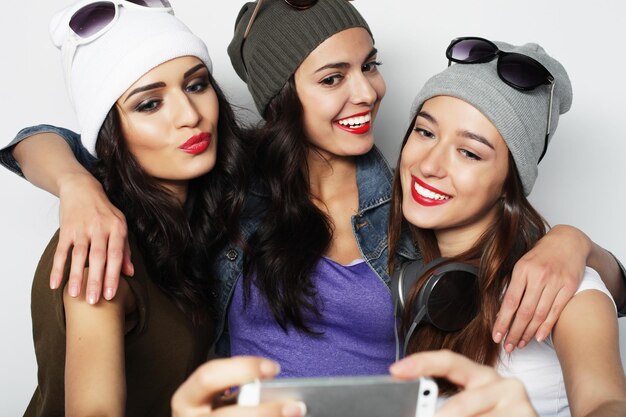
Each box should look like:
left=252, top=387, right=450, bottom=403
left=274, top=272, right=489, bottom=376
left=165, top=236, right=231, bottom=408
left=171, top=356, right=306, bottom=417
left=53, top=172, right=132, bottom=304
left=390, top=350, right=538, bottom=417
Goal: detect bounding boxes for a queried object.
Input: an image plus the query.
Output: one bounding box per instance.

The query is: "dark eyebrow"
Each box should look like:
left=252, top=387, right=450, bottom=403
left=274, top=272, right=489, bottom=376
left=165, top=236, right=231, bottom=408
left=123, top=82, right=166, bottom=103
left=123, top=64, right=208, bottom=103
left=417, top=111, right=495, bottom=150
left=459, top=130, right=495, bottom=150
left=184, top=63, right=207, bottom=79
left=416, top=111, right=437, bottom=125
left=314, top=47, right=378, bottom=73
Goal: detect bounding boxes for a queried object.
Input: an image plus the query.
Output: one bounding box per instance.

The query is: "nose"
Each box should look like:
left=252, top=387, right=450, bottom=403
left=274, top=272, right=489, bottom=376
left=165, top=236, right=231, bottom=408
left=419, top=140, right=448, bottom=179
left=349, top=71, right=378, bottom=106
left=172, top=91, right=201, bottom=128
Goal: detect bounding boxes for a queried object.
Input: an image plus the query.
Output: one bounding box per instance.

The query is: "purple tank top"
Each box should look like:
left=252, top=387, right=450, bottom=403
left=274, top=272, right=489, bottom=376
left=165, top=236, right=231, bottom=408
left=228, top=257, right=396, bottom=377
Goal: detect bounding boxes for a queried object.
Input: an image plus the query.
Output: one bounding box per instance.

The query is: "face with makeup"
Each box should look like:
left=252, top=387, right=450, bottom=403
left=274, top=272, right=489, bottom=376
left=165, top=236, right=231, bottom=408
left=293, top=27, right=385, bottom=159
left=115, top=56, right=219, bottom=201
left=399, top=96, right=510, bottom=252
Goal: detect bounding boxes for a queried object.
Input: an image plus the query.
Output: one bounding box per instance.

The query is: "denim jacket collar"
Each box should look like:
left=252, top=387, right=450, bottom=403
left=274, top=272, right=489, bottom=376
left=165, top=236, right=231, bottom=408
left=356, top=146, right=393, bottom=212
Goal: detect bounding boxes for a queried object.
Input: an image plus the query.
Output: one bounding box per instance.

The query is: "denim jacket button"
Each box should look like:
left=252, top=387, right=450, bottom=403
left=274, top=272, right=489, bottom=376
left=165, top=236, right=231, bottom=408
left=226, top=249, right=238, bottom=261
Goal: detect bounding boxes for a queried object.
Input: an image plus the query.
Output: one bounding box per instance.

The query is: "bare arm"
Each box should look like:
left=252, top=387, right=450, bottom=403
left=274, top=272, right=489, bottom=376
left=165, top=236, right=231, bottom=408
left=552, top=284, right=626, bottom=417
left=493, top=224, right=626, bottom=351
left=63, top=269, right=133, bottom=417
left=587, top=242, right=626, bottom=310
left=12, top=133, right=132, bottom=302
left=390, top=350, right=538, bottom=417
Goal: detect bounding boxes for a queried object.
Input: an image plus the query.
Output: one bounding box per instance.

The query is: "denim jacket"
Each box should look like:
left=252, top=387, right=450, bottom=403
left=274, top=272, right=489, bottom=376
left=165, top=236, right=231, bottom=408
left=2, top=125, right=625, bottom=354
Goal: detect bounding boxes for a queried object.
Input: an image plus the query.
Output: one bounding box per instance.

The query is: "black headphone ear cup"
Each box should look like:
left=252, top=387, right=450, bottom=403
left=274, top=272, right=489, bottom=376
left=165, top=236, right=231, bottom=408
left=402, top=258, right=448, bottom=316
left=391, top=261, right=418, bottom=311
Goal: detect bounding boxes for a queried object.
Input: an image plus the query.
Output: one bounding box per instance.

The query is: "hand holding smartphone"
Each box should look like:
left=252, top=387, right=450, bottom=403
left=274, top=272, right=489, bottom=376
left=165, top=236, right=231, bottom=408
left=238, top=375, right=438, bottom=417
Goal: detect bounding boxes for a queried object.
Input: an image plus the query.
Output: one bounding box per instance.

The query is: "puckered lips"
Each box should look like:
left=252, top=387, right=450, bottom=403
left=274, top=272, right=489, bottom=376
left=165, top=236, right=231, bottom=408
left=411, top=176, right=452, bottom=207
left=179, top=132, right=211, bottom=155
left=334, top=111, right=372, bottom=135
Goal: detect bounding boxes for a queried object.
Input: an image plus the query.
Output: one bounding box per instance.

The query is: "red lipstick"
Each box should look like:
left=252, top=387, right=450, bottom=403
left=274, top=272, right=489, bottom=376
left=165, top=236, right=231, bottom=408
left=411, top=176, right=451, bottom=207
left=334, top=111, right=372, bottom=135
left=180, top=132, right=211, bottom=155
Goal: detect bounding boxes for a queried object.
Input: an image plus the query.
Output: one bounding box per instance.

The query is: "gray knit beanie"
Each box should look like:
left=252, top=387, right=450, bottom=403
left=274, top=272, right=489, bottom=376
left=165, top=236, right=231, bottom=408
left=228, top=0, right=371, bottom=115
left=410, top=41, right=573, bottom=195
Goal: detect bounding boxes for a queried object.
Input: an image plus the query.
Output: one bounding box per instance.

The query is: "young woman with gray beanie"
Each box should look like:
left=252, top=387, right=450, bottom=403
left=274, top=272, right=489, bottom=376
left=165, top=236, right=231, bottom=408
left=20, top=1, right=303, bottom=416
left=389, top=37, right=626, bottom=416
left=1, top=0, right=625, bottom=379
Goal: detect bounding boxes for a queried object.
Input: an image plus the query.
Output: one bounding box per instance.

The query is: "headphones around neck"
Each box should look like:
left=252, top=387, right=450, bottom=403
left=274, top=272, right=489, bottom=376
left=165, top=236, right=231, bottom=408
left=392, top=258, right=480, bottom=358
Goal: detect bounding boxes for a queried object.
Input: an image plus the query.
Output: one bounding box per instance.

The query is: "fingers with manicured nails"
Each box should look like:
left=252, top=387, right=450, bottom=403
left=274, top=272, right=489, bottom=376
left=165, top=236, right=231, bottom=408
left=517, top=284, right=560, bottom=346
left=86, top=229, right=108, bottom=304
left=171, top=357, right=280, bottom=414
left=493, top=272, right=526, bottom=344
left=103, top=217, right=130, bottom=300
left=534, top=287, right=574, bottom=342
left=502, top=280, right=545, bottom=352
left=50, top=235, right=72, bottom=290
left=67, top=238, right=89, bottom=298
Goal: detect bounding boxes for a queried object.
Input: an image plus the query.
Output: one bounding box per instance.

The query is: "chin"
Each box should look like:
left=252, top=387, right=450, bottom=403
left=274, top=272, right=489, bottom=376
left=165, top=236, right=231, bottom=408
left=402, top=204, right=442, bottom=230
left=346, top=138, right=375, bottom=156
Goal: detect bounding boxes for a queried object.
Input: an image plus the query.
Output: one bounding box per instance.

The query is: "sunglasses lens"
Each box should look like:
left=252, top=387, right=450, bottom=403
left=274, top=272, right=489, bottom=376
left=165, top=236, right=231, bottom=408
left=70, top=2, right=116, bottom=38
left=448, top=38, right=497, bottom=63
left=427, top=271, right=479, bottom=332
left=284, top=0, right=318, bottom=9
left=127, top=0, right=172, bottom=7
left=498, top=53, right=549, bottom=90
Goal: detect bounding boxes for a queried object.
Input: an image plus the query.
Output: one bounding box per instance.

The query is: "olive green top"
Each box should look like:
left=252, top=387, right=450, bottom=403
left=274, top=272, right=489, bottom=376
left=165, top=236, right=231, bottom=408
left=25, top=231, right=212, bottom=417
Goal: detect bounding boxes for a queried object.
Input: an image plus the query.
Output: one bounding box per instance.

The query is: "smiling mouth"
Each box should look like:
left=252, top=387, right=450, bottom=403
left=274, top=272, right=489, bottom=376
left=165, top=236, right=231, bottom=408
left=414, top=182, right=450, bottom=201
left=334, top=112, right=372, bottom=134
left=336, top=112, right=371, bottom=127
left=411, top=176, right=451, bottom=206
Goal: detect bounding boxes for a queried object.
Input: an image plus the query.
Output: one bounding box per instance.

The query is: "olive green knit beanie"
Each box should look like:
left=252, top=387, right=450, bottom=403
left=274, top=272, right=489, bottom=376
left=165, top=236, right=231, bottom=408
left=228, top=0, right=372, bottom=115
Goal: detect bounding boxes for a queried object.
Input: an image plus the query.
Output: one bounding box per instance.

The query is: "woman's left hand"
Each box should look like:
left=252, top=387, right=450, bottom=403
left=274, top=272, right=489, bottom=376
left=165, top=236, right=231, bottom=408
left=492, top=224, right=590, bottom=352
left=390, top=350, right=538, bottom=417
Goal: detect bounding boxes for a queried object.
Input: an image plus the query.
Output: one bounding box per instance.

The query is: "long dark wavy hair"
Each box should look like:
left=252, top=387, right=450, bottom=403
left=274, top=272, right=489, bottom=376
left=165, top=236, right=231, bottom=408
left=243, top=77, right=334, bottom=332
left=388, top=118, right=548, bottom=393
left=91, top=72, right=248, bottom=326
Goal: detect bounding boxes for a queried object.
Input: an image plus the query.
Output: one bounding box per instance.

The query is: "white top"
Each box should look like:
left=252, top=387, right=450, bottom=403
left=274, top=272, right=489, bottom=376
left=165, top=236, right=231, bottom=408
left=496, top=267, right=616, bottom=417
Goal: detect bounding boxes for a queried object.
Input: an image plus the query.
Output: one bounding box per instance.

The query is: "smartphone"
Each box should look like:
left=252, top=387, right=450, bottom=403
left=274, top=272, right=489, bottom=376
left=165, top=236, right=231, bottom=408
left=238, top=375, right=438, bottom=417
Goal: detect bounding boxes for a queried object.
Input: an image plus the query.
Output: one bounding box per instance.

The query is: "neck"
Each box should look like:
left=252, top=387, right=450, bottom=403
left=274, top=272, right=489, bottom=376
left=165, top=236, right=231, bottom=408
left=307, top=148, right=357, bottom=202
left=434, top=208, right=499, bottom=258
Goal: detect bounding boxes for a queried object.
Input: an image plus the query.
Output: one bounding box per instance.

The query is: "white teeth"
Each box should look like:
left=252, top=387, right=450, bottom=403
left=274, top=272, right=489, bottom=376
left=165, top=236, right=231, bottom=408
left=337, top=113, right=371, bottom=127
left=414, top=182, right=450, bottom=201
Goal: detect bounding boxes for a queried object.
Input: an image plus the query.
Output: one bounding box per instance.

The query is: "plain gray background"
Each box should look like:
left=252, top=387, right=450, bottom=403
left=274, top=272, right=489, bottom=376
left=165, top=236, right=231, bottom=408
left=1, top=0, right=625, bottom=413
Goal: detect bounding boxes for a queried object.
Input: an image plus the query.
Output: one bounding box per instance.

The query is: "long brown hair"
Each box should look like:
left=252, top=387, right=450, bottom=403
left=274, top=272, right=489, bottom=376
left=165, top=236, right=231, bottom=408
left=242, top=77, right=332, bottom=333
left=388, top=119, right=548, bottom=392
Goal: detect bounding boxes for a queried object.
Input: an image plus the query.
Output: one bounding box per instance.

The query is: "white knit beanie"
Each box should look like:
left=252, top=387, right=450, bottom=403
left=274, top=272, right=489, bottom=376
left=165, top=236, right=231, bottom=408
left=50, top=0, right=213, bottom=156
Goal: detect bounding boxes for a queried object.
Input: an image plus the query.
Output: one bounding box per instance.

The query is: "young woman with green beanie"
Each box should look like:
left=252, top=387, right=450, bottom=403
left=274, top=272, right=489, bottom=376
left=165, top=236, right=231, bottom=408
left=2, top=0, right=625, bottom=379
left=218, top=0, right=626, bottom=377
left=389, top=37, right=626, bottom=416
